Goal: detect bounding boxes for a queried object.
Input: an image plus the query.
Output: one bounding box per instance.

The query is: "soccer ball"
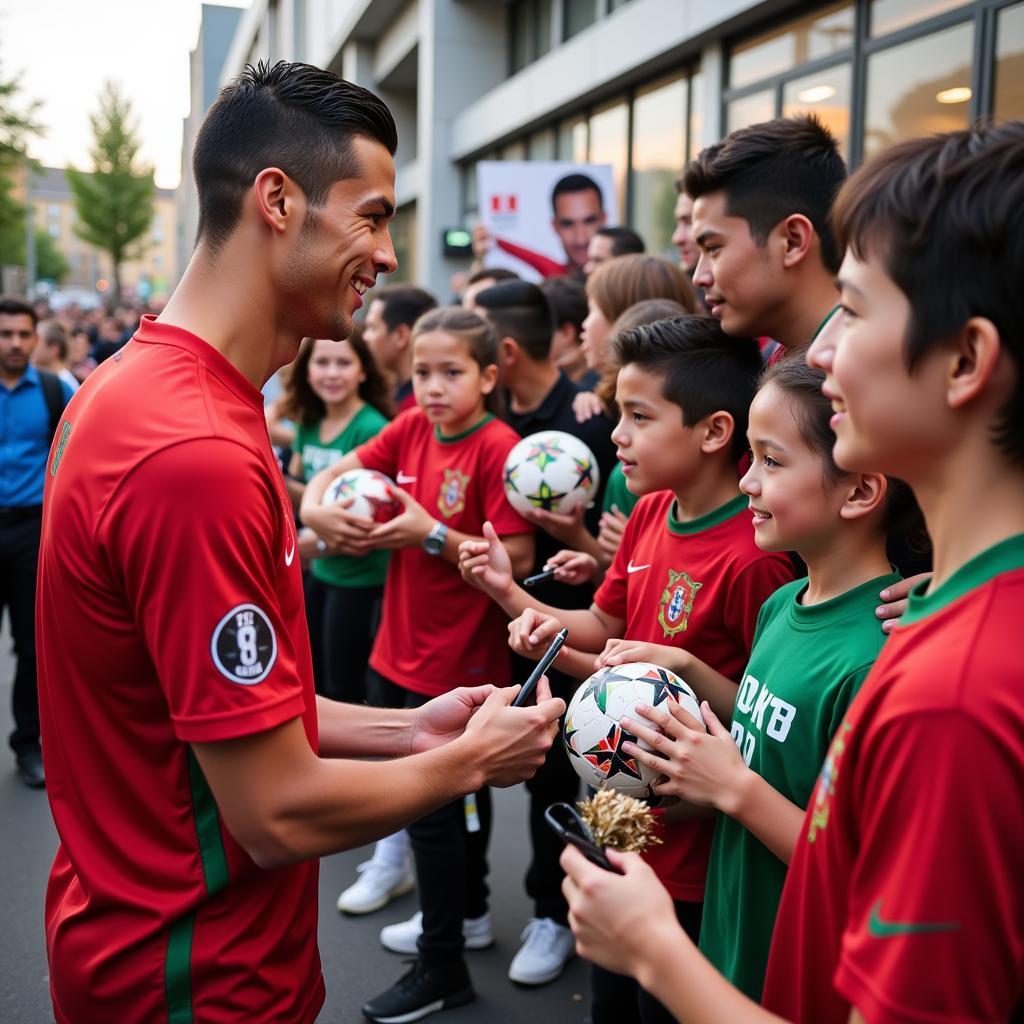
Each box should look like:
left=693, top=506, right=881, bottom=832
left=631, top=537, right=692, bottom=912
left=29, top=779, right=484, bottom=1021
left=321, top=468, right=401, bottom=523
left=563, top=662, right=705, bottom=799
left=503, top=431, right=600, bottom=517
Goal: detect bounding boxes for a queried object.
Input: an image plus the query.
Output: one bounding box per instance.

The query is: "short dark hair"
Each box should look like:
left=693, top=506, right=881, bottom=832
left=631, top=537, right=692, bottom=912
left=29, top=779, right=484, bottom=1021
left=831, top=121, right=1024, bottom=465
left=551, top=173, right=603, bottom=212
left=0, top=296, right=37, bottom=327
left=372, top=284, right=437, bottom=332
left=615, top=315, right=761, bottom=461
left=539, top=277, right=587, bottom=332
left=40, top=321, right=68, bottom=360
left=595, top=226, right=645, bottom=256
left=683, top=114, right=846, bottom=274
left=193, top=61, right=398, bottom=252
left=474, top=280, right=554, bottom=361
left=467, top=267, right=519, bottom=287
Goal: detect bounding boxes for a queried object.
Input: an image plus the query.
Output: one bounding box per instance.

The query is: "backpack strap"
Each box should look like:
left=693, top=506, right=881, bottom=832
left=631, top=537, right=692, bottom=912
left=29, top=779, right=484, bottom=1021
left=37, top=370, right=68, bottom=442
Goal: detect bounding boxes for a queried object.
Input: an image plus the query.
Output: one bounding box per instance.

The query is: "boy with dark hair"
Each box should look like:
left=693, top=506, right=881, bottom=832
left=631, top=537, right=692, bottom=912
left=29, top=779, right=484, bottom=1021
left=683, top=114, right=845, bottom=350
left=585, top=226, right=646, bottom=276
left=461, top=266, right=520, bottom=309
left=559, top=121, right=1024, bottom=1024
left=460, top=314, right=794, bottom=1021
left=35, top=60, right=563, bottom=1023
left=363, top=283, right=437, bottom=412
left=538, top=276, right=592, bottom=386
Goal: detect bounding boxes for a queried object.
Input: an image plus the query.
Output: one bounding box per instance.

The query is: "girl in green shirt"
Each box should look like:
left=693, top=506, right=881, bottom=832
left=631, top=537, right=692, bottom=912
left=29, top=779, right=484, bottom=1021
left=600, top=354, right=926, bottom=999
left=281, top=328, right=393, bottom=704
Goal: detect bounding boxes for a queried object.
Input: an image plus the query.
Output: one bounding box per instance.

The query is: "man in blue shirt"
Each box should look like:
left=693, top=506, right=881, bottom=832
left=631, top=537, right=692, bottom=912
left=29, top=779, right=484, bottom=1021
left=0, top=296, right=73, bottom=788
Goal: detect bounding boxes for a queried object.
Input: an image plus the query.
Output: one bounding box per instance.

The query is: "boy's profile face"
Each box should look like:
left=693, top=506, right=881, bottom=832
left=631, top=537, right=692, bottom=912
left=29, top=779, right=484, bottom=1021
left=611, top=363, right=707, bottom=496
left=691, top=191, right=783, bottom=340
left=810, top=249, right=944, bottom=479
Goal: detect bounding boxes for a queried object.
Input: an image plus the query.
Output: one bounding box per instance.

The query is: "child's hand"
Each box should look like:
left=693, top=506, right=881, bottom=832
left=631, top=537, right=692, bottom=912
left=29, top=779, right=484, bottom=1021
left=301, top=496, right=375, bottom=556
left=546, top=549, right=599, bottom=586
left=597, top=506, right=628, bottom=559
left=621, top=700, right=747, bottom=812
left=572, top=391, right=604, bottom=423
left=458, top=521, right=515, bottom=595
left=876, top=573, right=930, bottom=633
left=366, top=487, right=436, bottom=550
left=522, top=502, right=590, bottom=547
left=508, top=607, right=565, bottom=660
left=596, top=639, right=687, bottom=677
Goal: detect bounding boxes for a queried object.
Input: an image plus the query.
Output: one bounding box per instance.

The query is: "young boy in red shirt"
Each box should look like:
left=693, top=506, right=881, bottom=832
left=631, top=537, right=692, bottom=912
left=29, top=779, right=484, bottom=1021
left=460, top=314, right=794, bottom=1022
left=558, top=121, right=1024, bottom=1024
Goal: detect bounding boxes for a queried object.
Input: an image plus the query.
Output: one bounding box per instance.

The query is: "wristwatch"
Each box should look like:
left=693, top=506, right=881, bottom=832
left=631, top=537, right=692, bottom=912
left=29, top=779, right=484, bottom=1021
left=422, top=520, right=448, bottom=556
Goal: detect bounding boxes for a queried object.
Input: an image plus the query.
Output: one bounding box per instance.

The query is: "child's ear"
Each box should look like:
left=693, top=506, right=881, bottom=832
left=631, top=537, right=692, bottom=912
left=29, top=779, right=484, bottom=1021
left=480, top=363, right=499, bottom=394
left=946, top=316, right=1004, bottom=412
left=700, top=411, right=735, bottom=455
left=499, top=337, right=518, bottom=368
left=839, top=472, right=887, bottom=523
left=778, top=213, right=816, bottom=270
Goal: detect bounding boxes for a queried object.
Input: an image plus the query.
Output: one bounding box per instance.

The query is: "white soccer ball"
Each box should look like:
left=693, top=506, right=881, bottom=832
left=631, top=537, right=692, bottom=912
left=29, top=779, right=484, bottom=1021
left=321, top=468, right=401, bottom=523
left=503, top=430, right=600, bottom=516
left=563, top=661, right=705, bottom=799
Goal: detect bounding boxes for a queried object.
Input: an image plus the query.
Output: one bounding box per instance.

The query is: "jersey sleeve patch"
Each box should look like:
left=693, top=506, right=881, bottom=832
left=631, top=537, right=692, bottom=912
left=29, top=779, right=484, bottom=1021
left=210, top=603, right=278, bottom=685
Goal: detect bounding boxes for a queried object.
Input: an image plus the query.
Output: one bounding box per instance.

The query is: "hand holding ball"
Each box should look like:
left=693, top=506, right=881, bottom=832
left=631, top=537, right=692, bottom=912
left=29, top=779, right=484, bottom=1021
left=322, top=469, right=401, bottom=523
left=503, top=431, right=600, bottom=516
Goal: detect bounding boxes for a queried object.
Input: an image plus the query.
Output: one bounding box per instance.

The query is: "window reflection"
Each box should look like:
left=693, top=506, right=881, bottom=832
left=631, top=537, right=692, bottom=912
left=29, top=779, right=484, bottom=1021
left=565, top=0, right=596, bottom=39
left=782, top=63, right=852, bottom=158
left=870, top=0, right=969, bottom=37
left=727, top=90, right=776, bottom=134
left=557, top=117, right=588, bottom=162
left=995, top=2, right=1024, bottom=121
left=864, top=21, right=973, bottom=158
left=632, top=75, right=687, bottom=255
left=589, top=101, right=629, bottom=222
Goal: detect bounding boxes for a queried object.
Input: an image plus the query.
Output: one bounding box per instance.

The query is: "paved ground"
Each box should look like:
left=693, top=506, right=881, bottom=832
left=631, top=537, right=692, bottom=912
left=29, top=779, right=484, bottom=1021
left=0, top=621, right=591, bottom=1023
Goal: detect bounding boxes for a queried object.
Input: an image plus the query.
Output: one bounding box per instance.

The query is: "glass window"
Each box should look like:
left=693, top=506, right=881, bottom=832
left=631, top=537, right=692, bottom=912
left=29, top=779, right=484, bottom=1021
left=870, top=0, right=969, bottom=38
left=688, top=68, right=705, bottom=161
left=538, top=0, right=552, bottom=56
left=730, top=3, right=853, bottom=90
left=726, top=89, right=776, bottom=134
left=609, top=0, right=633, bottom=9
left=464, top=161, right=479, bottom=216
left=631, top=75, right=687, bottom=256
left=588, top=100, right=629, bottom=222
left=782, top=62, right=852, bottom=158
left=995, top=2, right=1024, bottom=121
left=510, top=0, right=552, bottom=73
left=557, top=116, right=588, bottom=162
left=864, top=22, right=973, bottom=159
left=388, top=202, right=417, bottom=284
left=527, top=130, right=556, bottom=161
left=565, top=0, right=596, bottom=40
left=499, top=140, right=528, bottom=161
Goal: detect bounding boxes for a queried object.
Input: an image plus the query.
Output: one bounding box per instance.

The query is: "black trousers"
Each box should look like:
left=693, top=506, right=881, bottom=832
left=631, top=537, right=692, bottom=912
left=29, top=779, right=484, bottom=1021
left=304, top=575, right=382, bottom=705
left=369, top=669, right=492, bottom=971
left=590, top=899, right=703, bottom=1024
left=1, top=513, right=42, bottom=756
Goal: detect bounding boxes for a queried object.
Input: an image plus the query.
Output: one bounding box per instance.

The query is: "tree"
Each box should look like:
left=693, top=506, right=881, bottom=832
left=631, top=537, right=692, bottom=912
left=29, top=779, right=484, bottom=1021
left=67, top=82, right=154, bottom=303
left=0, top=65, right=43, bottom=270
left=34, top=229, right=67, bottom=284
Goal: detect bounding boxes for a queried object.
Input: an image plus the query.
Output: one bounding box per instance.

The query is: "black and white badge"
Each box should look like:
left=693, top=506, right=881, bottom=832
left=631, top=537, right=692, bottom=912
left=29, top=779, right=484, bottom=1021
left=211, top=603, right=278, bottom=685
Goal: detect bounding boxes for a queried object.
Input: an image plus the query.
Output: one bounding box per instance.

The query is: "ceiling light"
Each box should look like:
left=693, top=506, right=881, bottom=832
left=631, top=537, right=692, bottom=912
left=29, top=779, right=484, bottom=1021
left=797, top=84, right=837, bottom=104
left=936, top=86, right=972, bottom=104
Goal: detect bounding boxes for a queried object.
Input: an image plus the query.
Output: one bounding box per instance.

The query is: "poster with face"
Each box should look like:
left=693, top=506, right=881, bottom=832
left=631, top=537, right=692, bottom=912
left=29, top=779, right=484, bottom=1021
left=477, top=162, right=618, bottom=282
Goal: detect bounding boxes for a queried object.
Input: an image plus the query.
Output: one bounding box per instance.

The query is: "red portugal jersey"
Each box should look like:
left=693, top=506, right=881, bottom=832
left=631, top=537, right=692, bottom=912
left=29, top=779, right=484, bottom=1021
left=762, top=535, right=1024, bottom=1023
left=357, top=408, right=532, bottom=696
left=38, top=317, right=324, bottom=1024
left=594, top=491, right=794, bottom=899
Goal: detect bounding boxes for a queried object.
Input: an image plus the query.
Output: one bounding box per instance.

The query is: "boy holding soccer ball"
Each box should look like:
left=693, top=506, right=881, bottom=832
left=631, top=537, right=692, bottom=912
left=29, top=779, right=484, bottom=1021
left=560, top=122, right=1024, bottom=1024
left=459, top=315, right=794, bottom=1022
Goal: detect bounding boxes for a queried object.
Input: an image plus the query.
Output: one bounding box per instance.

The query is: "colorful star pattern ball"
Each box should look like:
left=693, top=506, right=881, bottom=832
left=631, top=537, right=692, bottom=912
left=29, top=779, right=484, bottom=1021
left=502, top=430, right=600, bottom=517
left=321, top=468, right=401, bottom=523
left=563, top=662, right=705, bottom=799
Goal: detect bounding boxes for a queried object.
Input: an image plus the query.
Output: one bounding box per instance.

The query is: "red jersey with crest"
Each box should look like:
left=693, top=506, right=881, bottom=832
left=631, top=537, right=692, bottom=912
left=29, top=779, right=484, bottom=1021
left=594, top=490, right=794, bottom=900
left=762, top=535, right=1024, bottom=1023
left=357, top=408, right=532, bottom=696
left=37, top=317, right=323, bottom=1023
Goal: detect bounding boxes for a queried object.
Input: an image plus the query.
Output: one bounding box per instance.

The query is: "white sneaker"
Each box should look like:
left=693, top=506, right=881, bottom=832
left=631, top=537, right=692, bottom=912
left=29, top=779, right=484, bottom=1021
left=507, top=917, right=575, bottom=986
left=379, top=910, right=495, bottom=955
left=336, top=859, right=415, bottom=915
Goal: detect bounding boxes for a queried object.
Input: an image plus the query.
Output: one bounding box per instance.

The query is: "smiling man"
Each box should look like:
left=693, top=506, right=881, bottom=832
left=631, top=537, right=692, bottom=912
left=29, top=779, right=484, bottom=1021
left=35, top=61, right=565, bottom=1024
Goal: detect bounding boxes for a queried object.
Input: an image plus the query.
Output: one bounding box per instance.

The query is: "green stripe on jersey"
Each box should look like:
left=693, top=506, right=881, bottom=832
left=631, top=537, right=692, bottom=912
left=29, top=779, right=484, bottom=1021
left=165, top=914, right=195, bottom=1024
left=187, top=748, right=229, bottom=894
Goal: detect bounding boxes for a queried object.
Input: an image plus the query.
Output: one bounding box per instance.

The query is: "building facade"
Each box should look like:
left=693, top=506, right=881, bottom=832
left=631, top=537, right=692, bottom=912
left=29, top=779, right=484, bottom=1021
left=186, top=0, right=1024, bottom=298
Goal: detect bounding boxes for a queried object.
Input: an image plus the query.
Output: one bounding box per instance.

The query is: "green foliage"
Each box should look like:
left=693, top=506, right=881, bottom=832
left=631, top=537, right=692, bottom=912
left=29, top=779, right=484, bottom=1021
left=0, top=66, right=43, bottom=268
left=66, top=82, right=154, bottom=299
left=35, top=229, right=67, bottom=283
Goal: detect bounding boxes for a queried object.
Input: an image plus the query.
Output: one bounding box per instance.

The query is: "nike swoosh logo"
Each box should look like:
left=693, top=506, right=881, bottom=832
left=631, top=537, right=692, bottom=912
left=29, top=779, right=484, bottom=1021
left=627, top=561, right=651, bottom=574
left=397, top=472, right=417, bottom=484
left=284, top=538, right=296, bottom=566
left=868, top=901, right=960, bottom=938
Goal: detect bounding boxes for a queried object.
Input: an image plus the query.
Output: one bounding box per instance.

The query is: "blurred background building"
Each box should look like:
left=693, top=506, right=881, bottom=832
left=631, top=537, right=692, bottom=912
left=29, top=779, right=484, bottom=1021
left=176, top=0, right=1024, bottom=297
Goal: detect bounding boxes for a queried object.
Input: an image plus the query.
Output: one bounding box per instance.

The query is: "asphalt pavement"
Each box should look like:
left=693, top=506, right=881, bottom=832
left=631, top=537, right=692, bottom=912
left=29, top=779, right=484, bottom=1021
left=0, top=621, right=591, bottom=1023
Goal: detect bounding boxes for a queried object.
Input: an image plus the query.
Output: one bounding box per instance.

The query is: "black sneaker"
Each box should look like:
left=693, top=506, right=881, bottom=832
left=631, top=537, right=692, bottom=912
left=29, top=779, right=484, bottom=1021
left=16, top=749, right=45, bottom=789
left=362, top=960, right=474, bottom=1023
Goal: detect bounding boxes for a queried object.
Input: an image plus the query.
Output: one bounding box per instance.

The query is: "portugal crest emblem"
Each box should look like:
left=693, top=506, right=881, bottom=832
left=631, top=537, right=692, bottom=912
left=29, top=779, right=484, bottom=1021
left=438, top=469, right=471, bottom=519
left=808, top=720, right=851, bottom=843
left=657, top=569, right=702, bottom=638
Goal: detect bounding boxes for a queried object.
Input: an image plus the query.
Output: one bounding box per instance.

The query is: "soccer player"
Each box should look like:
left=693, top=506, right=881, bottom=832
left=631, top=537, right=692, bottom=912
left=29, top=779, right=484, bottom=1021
left=559, top=121, right=1024, bottom=1024
left=35, top=62, right=564, bottom=1024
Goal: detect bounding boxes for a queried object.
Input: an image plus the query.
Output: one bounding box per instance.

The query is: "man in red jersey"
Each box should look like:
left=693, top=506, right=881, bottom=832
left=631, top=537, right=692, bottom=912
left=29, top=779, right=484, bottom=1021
left=557, top=122, right=1024, bottom=1024
left=35, top=60, right=564, bottom=1024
